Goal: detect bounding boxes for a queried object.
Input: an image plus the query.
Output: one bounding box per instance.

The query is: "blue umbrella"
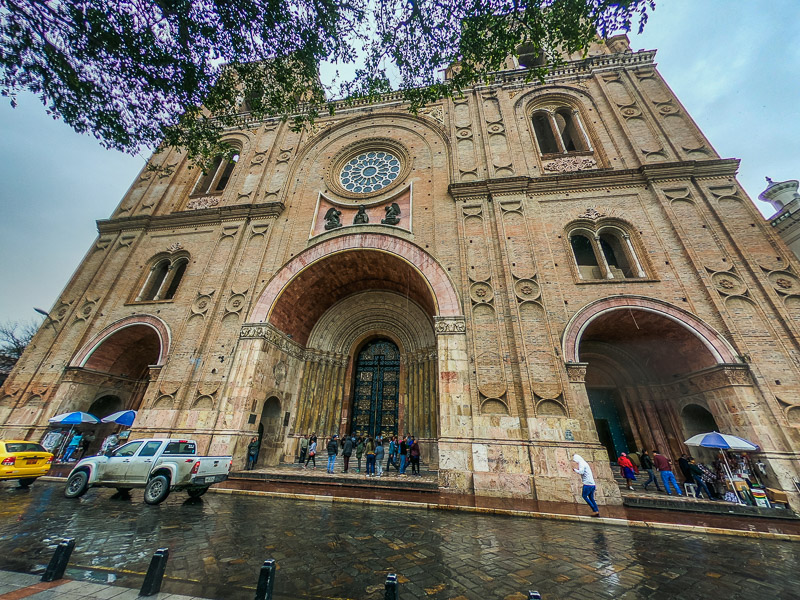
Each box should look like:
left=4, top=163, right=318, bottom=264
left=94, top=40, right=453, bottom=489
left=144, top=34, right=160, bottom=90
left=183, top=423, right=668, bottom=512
left=49, top=411, right=101, bottom=425
left=101, top=410, right=137, bottom=427
left=684, top=432, right=759, bottom=451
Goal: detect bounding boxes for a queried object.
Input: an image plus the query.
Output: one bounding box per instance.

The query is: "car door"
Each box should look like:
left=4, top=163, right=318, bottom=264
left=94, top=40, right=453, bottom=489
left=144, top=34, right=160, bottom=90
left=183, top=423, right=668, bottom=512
left=98, top=441, right=144, bottom=484
left=122, top=440, right=163, bottom=483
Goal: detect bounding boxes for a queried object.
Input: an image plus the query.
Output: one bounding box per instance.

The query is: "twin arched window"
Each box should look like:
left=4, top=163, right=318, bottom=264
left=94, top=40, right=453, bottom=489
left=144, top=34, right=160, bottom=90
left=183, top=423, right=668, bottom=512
left=135, top=255, right=189, bottom=302
left=568, top=224, right=646, bottom=281
left=532, top=107, right=591, bottom=155
left=191, top=147, right=240, bottom=196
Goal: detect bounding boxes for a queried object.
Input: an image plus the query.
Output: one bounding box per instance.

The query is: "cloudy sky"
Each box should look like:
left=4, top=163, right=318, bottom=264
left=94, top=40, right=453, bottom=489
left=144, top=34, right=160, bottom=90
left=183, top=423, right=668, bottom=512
left=0, top=0, right=798, bottom=326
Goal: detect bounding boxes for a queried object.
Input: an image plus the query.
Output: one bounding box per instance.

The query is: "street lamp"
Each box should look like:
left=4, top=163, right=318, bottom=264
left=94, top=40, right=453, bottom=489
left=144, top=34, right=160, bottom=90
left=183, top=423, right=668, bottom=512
left=33, top=307, right=58, bottom=330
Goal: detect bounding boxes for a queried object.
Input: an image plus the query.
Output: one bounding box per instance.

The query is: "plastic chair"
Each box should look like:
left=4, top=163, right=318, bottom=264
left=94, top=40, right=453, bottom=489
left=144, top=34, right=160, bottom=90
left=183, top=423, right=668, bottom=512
left=684, top=483, right=697, bottom=497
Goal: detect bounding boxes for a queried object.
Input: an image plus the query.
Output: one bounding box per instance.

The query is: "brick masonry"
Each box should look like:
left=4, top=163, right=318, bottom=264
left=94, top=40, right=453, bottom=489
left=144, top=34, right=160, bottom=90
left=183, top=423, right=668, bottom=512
left=2, top=35, right=800, bottom=509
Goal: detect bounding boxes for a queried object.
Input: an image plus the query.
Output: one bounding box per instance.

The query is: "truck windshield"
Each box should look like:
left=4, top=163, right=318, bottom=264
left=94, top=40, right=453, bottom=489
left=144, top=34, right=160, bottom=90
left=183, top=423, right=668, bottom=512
left=162, top=441, right=196, bottom=455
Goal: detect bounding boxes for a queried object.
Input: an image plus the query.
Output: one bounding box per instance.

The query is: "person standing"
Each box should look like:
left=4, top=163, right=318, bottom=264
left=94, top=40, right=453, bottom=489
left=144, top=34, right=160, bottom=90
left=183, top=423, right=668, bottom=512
left=618, top=453, right=637, bottom=490
left=355, top=437, right=365, bottom=473
left=653, top=450, right=682, bottom=496
left=386, top=436, right=398, bottom=473
left=640, top=449, right=662, bottom=492
left=409, top=437, right=421, bottom=476
left=78, top=431, right=95, bottom=459
left=678, top=453, right=694, bottom=486
left=375, top=438, right=385, bottom=477
left=299, top=434, right=309, bottom=465
left=398, top=436, right=408, bottom=476
left=572, top=454, right=599, bottom=516
left=342, top=435, right=354, bottom=473
left=689, top=458, right=714, bottom=499
left=100, top=432, right=119, bottom=455
left=247, top=436, right=259, bottom=470
left=304, top=438, right=317, bottom=469
left=326, top=435, right=339, bottom=474
left=62, top=432, right=83, bottom=462
left=365, top=436, right=376, bottom=477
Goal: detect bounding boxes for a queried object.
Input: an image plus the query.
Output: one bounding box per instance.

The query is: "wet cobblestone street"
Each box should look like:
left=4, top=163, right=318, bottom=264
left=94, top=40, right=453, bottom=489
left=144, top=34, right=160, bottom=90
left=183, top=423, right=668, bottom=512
left=0, top=481, right=798, bottom=599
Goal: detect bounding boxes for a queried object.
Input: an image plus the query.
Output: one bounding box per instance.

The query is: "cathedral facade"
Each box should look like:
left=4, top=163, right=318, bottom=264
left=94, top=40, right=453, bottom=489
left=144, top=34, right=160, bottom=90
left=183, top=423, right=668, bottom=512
left=3, top=35, right=800, bottom=509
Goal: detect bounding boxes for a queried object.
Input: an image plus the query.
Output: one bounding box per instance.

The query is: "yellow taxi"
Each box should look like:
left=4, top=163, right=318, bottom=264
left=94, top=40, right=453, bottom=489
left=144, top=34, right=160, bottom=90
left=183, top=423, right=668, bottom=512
left=0, top=440, right=53, bottom=486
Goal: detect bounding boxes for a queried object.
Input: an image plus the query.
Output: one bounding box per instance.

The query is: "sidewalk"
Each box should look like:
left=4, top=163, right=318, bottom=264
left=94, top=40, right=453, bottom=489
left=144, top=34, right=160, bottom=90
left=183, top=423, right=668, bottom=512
left=0, top=570, right=207, bottom=600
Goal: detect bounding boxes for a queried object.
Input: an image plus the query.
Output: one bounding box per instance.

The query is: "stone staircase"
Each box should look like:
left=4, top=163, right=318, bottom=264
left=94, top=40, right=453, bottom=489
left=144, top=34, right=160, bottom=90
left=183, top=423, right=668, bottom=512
left=232, top=451, right=439, bottom=492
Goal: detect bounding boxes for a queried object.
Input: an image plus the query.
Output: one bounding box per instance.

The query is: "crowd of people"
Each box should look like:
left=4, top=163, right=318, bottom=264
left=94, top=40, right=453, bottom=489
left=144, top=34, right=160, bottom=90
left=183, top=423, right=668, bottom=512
left=296, top=432, right=423, bottom=477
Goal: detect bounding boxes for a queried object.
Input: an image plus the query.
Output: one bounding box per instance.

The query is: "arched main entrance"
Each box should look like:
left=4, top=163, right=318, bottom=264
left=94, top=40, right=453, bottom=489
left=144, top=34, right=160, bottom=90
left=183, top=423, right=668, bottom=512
left=257, top=396, right=283, bottom=466
left=351, top=338, right=401, bottom=439
left=238, top=234, right=463, bottom=468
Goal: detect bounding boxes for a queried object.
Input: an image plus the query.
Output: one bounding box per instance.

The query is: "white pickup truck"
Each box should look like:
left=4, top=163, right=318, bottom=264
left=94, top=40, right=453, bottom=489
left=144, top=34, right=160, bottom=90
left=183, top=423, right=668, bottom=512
left=63, top=438, right=232, bottom=504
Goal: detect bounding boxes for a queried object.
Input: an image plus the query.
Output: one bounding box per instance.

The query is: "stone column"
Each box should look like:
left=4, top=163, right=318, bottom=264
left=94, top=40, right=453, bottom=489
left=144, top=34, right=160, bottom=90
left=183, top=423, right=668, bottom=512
left=560, top=362, right=622, bottom=505
left=434, top=316, right=474, bottom=494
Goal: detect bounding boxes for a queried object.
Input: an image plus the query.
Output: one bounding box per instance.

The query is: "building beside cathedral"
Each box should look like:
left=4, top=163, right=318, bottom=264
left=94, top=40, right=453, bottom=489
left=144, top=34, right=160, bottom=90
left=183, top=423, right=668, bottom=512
left=3, top=34, right=800, bottom=510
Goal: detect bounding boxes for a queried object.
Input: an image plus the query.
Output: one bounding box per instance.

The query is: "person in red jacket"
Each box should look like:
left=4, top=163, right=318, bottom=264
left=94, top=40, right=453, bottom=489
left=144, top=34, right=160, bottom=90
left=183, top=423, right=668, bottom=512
left=618, top=452, right=637, bottom=490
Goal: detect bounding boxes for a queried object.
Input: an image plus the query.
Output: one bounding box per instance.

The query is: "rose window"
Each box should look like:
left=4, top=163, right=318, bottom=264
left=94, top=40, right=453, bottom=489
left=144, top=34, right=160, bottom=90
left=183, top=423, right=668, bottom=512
left=339, top=152, right=401, bottom=193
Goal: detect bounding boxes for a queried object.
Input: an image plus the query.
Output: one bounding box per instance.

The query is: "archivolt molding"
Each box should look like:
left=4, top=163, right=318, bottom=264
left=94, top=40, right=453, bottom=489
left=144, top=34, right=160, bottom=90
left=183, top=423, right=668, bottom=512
left=249, top=233, right=462, bottom=322
left=562, top=296, right=739, bottom=364
left=70, top=314, right=171, bottom=368
left=307, top=291, right=435, bottom=355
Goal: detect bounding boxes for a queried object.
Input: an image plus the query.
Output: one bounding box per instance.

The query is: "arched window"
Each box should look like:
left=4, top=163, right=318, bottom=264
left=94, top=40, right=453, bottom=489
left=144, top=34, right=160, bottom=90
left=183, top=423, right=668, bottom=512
left=567, top=222, right=647, bottom=281
left=136, top=255, right=190, bottom=302
left=191, top=146, right=240, bottom=196
left=531, top=106, right=591, bottom=156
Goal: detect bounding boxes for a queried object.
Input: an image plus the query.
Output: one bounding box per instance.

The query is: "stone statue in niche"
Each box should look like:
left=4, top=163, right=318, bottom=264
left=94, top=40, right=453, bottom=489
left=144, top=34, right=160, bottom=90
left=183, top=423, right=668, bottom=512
left=353, top=205, right=369, bottom=224
left=324, top=207, right=342, bottom=230
left=381, top=203, right=401, bottom=225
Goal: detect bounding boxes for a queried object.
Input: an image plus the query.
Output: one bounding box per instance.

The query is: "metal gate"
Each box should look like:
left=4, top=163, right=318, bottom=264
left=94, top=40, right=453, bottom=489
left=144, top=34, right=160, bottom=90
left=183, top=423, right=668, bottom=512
left=351, top=339, right=400, bottom=439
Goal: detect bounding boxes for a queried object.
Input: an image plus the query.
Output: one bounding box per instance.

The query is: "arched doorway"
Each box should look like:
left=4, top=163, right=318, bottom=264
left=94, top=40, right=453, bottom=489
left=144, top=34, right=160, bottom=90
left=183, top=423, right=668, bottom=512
left=83, top=394, right=123, bottom=456
left=257, top=397, right=283, bottom=466
left=566, top=298, right=738, bottom=464
left=57, top=317, right=166, bottom=434
left=351, top=338, right=400, bottom=439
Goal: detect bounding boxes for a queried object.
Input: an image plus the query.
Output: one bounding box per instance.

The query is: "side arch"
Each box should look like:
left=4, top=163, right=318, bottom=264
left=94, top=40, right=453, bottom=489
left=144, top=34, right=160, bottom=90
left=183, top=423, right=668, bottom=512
left=70, top=314, right=171, bottom=368
left=562, top=296, right=739, bottom=364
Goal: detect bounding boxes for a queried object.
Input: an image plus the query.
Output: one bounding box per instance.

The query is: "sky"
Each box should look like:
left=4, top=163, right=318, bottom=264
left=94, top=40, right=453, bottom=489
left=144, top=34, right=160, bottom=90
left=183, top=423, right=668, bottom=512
left=0, top=0, right=798, bottom=327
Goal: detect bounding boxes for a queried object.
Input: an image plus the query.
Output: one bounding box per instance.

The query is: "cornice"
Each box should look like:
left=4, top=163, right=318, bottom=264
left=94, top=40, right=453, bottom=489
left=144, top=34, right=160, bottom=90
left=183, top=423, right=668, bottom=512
left=449, top=159, right=742, bottom=200
left=212, top=51, right=659, bottom=131
left=97, top=202, right=285, bottom=234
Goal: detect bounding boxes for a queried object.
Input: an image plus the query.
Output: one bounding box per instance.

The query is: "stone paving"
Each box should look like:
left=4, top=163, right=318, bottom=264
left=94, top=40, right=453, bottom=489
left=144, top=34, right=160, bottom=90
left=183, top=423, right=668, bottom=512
left=0, top=481, right=799, bottom=599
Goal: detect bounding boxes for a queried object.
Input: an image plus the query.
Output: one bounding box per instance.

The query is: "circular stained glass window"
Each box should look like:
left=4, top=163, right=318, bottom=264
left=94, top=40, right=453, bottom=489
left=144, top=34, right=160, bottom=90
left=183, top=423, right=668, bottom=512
left=339, top=151, right=401, bottom=194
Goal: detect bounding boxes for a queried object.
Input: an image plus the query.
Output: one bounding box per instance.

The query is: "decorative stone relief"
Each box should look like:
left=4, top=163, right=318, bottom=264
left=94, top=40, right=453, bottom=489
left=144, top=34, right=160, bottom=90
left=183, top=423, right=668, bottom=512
left=433, top=316, right=467, bottom=335
left=187, top=195, right=222, bottom=210
left=52, top=301, right=73, bottom=323
left=192, top=395, right=214, bottom=410
left=710, top=271, right=748, bottom=297
left=469, top=281, right=494, bottom=304
left=192, top=292, right=214, bottom=316
left=240, top=322, right=306, bottom=360
left=481, top=397, right=509, bottom=415
left=565, top=362, right=588, bottom=383
left=118, top=234, right=136, bottom=248
left=543, top=156, right=597, bottom=173
left=419, top=105, right=444, bottom=125
left=225, top=290, right=248, bottom=316
left=95, top=237, right=113, bottom=251
left=167, top=242, right=183, bottom=253
left=768, top=271, right=800, bottom=294
left=74, top=298, right=100, bottom=322
left=536, top=398, right=567, bottom=417
left=514, top=279, right=540, bottom=302
left=221, top=224, right=241, bottom=238
left=578, top=207, right=605, bottom=221
left=273, top=361, right=287, bottom=385
left=276, top=148, right=294, bottom=164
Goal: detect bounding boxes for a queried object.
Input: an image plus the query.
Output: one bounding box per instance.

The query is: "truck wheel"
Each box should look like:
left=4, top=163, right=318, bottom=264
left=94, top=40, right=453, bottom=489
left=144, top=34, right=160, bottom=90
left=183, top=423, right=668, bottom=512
left=144, top=475, right=171, bottom=505
left=64, top=471, right=89, bottom=498
left=18, top=478, right=37, bottom=488
left=187, top=487, right=209, bottom=498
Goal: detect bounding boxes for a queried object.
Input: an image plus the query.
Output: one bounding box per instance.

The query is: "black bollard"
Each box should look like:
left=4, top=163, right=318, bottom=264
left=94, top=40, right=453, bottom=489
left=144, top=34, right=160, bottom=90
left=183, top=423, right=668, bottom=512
left=384, top=573, right=399, bottom=600
left=41, top=538, right=76, bottom=582
left=528, top=592, right=542, bottom=599
left=139, top=548, right=170, bottom=596
left=254, top=559, right=276, bottom=600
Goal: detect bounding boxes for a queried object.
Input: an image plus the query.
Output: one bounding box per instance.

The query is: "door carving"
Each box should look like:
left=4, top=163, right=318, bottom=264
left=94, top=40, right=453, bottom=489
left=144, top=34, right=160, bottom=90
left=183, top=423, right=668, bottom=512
left=351, top=339, right=400, bottom=438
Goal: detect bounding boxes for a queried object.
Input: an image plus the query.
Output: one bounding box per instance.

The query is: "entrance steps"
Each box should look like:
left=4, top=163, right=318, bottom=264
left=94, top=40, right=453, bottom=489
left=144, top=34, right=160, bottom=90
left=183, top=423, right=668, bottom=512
left=610, top=462, right=800, bottom=520
left=231, top=452, right=438, bottom=493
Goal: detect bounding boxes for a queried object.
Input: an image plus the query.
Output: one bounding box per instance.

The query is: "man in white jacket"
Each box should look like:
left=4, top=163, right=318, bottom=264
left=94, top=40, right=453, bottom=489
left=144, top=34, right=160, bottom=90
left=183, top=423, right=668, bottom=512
left=572, top=454, right=600, bottom=517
